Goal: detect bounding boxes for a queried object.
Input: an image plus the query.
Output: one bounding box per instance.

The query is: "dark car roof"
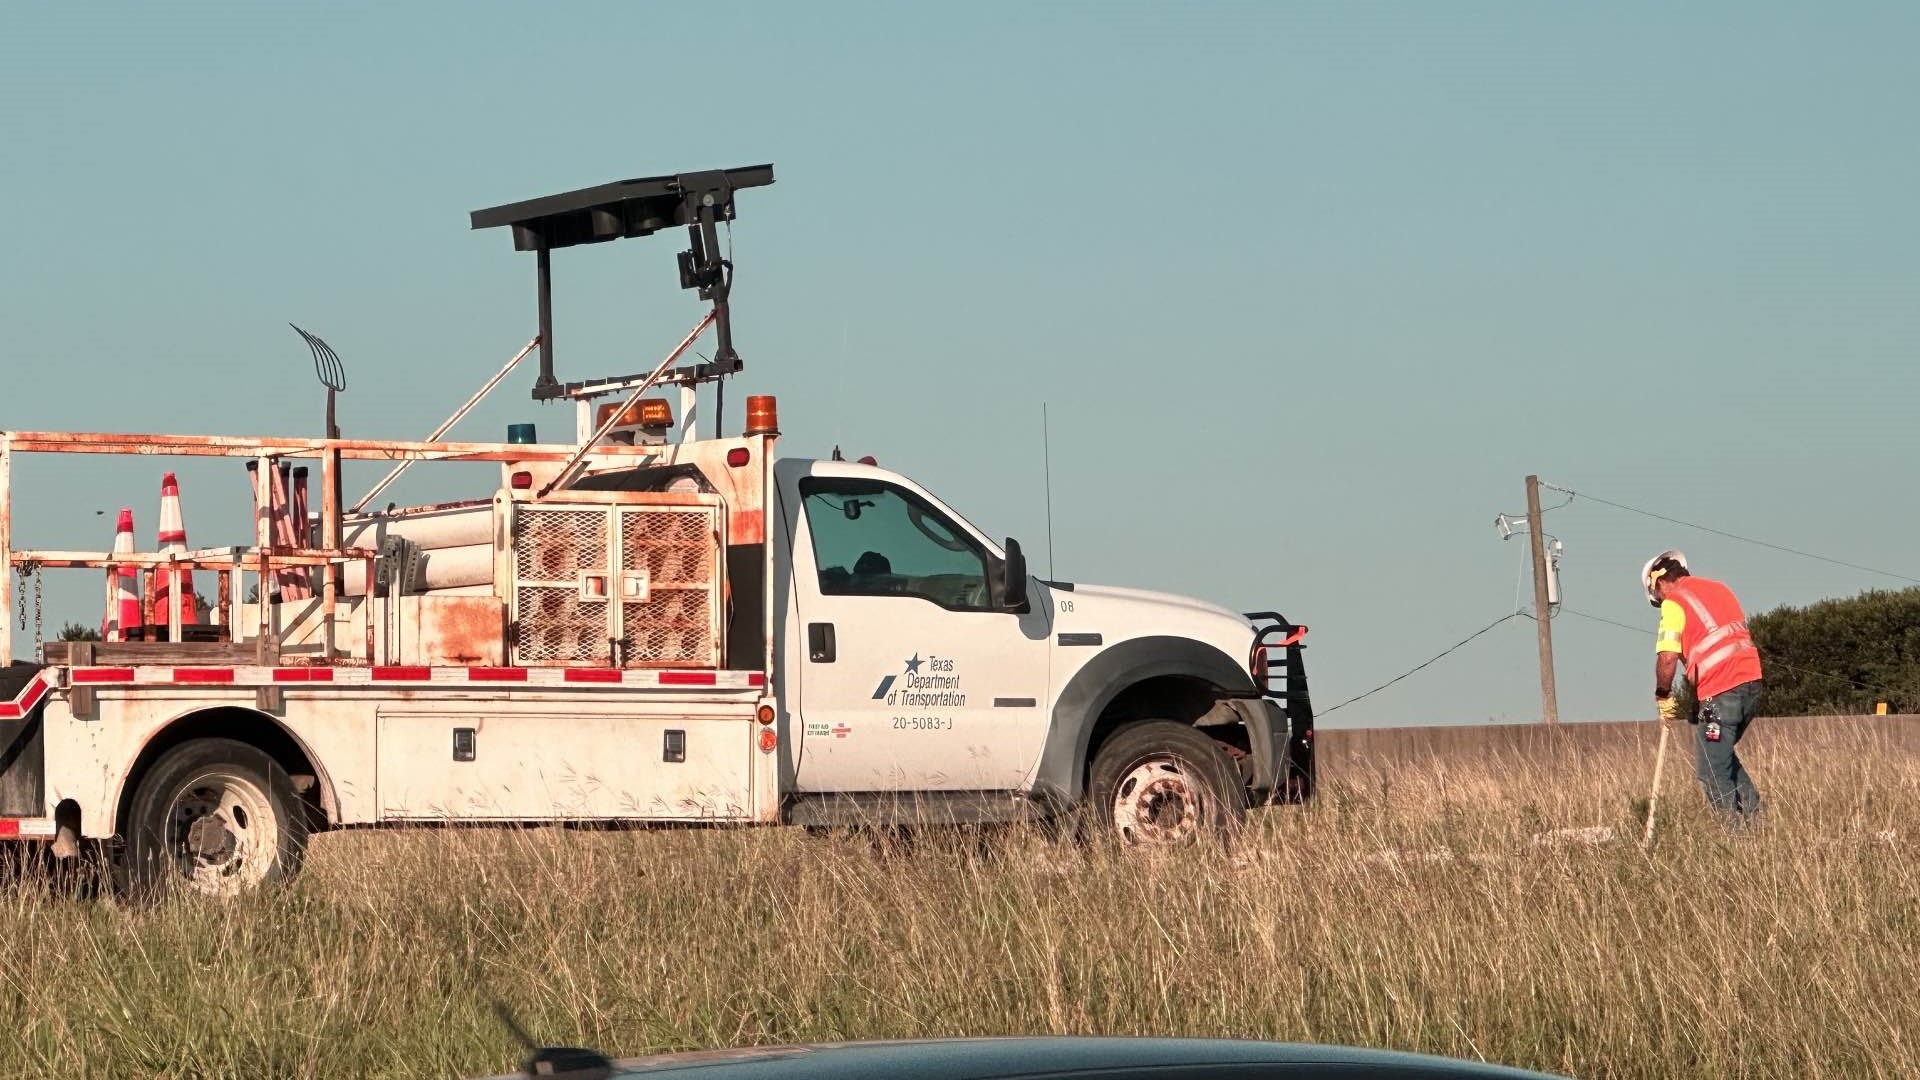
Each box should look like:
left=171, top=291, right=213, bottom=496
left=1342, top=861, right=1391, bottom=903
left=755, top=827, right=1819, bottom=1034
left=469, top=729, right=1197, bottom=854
left=485, top=1037, right=1567, bottom=1080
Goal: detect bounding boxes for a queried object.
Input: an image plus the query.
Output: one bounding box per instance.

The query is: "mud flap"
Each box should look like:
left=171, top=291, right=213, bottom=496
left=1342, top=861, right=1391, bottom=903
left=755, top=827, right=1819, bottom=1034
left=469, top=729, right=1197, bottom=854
left=1222, top=698, right=1284, bottom=799
left=0, top=708, right=44, bottom=818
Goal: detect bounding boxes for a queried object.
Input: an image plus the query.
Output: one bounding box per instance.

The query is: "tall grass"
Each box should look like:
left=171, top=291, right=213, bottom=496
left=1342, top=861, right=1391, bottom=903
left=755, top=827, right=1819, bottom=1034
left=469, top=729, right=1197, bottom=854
left=0, top=721, right=1911, bottom=1079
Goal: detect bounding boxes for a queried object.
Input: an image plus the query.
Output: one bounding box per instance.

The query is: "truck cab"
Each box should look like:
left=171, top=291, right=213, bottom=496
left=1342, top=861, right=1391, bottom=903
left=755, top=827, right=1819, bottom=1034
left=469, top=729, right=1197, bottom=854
left=771, top=456, right=1313, bottom=836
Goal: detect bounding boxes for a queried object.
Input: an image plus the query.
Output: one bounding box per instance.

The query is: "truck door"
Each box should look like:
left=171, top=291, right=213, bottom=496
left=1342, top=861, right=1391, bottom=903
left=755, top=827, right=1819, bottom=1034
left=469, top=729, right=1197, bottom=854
left=785, top=466, right=1051, bottom=792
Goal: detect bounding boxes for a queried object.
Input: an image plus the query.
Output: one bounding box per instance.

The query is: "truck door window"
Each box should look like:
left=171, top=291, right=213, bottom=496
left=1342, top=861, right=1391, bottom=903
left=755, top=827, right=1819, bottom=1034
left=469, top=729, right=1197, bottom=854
left=800, top=478, right=992, bottom=611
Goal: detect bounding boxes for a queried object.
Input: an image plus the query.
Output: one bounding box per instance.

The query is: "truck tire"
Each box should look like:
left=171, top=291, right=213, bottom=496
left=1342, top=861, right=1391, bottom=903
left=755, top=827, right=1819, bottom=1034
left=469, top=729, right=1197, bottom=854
left=1086, top=721, right=1245, bottom=846
left=118, top=738, right=308, bottom=897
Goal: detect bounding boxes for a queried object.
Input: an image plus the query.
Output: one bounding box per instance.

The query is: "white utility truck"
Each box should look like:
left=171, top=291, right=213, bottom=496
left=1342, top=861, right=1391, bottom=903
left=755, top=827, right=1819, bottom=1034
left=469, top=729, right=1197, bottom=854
left=0, top=166, right=1313, bottom=894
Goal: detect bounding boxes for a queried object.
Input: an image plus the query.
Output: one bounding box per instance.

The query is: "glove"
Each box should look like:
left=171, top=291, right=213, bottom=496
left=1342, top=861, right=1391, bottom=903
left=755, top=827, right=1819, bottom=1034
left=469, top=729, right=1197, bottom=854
left=1656, top=697, right=1682, bottom=728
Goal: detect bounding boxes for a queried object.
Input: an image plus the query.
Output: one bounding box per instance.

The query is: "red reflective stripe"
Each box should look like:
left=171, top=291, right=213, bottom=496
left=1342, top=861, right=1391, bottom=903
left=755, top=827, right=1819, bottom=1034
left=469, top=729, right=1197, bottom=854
left=563, top=669, right=622, bottom=683
left=467, top=667, right=528, bottom=682
left=659, top=671, right=717, bottom=686
left=272, top=668, right=310, bottom=683
left=0, top=677, right=49, bottom=721
left=0, top=820, right=17, bottom=839
left=748, top=672, right=766, bottom=688
left=372, top=666, right=432, bottom=682
left=6, top=678, right=49, bottom=716
left=72, top=668, right=136, bottom=684
left=172, top=668, right=234, bottom=685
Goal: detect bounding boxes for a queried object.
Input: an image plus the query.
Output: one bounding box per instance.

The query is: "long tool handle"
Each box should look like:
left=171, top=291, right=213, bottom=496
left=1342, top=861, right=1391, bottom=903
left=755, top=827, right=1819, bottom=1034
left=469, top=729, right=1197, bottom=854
left=1642, top=723, right=1672, bottom=847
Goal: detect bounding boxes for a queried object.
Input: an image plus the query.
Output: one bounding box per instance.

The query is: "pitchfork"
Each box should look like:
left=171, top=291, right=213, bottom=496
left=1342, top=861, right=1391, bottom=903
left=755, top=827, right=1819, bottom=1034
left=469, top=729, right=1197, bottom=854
left=290, top=324, right=347, bottom=439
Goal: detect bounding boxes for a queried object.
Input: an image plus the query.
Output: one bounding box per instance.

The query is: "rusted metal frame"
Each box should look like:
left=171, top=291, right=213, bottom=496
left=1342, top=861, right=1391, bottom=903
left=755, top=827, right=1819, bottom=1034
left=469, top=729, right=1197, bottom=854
left=754, top=429, right=778, bottom=818
left=168, top=557, right=183, bottom=643
left=11, top=549, right=369, bottom=570
left=102, top=555, right=116, bottom=642
left=255, top=456, right=273, bottom=666
left=350, top=338, right=539, bottom=515
left=0, top=432, right=11, bottom=667
left=4, top=433, right=658, bottom=463
left=321, top=445, right=340, bottom=662
left=538, top=310, right=716, bottom=498
left=217, top=569, right=232, bottom=631
left=605, top=508, right=624, bottom=669
left=363, top=554, right=376, bottom=662
left=504, top=489, right=720, bottom=508
left=710, top=506, right=728, bottom=671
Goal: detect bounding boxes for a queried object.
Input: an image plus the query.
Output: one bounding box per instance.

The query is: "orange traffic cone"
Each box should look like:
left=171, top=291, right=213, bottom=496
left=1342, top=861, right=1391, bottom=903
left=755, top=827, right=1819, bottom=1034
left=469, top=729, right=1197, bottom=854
left=148, top=472, right=199, bottom=632
left=104, top=508, right=140, bottom=642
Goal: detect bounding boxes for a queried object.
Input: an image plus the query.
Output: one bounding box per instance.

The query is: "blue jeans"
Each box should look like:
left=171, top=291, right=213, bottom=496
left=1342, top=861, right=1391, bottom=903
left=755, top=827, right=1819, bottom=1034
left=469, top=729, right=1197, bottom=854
left=1694, top=680, right=1762, bottom=816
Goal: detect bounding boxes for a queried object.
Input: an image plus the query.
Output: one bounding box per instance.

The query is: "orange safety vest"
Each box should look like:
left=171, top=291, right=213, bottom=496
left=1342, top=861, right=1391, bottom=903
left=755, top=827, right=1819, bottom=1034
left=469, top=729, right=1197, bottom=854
left=1666, top=577, right=1763, bottom=700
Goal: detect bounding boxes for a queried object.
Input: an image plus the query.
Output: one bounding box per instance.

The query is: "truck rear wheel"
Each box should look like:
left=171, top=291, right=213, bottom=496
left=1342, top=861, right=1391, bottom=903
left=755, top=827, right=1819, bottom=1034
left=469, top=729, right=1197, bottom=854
left=118, top=738, right=308, bottom=897
left=1086, top=721, right=1245, bottom=846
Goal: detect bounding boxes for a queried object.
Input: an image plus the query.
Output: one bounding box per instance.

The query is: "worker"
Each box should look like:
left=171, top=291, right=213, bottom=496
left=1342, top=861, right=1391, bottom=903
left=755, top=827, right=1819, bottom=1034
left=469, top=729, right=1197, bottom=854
left=1642, top=550, right=1764, bottom=816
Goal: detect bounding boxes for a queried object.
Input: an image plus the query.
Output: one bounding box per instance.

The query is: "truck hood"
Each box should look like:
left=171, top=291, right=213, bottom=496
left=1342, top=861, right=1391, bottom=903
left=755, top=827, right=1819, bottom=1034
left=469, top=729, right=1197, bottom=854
left=1053, top=582, right=1255, bottom=663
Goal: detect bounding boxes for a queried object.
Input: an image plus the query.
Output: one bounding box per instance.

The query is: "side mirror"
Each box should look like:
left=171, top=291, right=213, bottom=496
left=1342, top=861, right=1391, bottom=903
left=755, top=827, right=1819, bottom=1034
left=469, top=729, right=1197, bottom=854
left=999, top=537, right=1029, bottom=613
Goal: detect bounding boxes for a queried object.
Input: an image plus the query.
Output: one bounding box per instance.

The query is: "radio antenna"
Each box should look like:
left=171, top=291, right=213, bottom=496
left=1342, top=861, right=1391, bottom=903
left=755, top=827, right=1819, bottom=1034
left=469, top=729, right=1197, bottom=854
left=1043, top=402, right=1056, bottom=580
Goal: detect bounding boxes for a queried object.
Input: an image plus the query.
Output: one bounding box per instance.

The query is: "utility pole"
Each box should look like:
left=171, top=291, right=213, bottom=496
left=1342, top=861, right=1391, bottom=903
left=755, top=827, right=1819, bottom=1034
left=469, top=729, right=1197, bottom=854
left=1525, top=475, right=1559, bottom=724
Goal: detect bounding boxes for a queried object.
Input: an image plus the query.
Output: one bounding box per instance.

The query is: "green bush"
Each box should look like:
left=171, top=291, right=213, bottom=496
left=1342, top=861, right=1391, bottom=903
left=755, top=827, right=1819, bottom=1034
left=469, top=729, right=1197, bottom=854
left=1749, top=586, right=1920, bottom=715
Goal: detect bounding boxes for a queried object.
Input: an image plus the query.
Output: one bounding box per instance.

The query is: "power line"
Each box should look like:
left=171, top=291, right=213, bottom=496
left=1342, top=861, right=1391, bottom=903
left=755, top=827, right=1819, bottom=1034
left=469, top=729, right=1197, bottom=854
left=1320, top=612, right=1523, bottom=716
left=1558, top=607, right=1899, bottom=697
left=1555, top=607, right=1642, bottom=635
left=1540, top=483, right=1920, bottom=585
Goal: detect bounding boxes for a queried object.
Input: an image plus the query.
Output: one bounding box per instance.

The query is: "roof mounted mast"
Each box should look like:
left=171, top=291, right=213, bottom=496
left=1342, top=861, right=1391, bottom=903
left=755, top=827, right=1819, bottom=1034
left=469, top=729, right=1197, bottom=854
left=470, top=164, right=775, bottom=423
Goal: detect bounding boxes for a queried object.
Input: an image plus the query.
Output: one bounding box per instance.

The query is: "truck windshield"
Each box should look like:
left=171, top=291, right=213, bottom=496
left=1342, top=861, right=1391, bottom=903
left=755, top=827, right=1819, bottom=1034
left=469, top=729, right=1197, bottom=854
left=800, top=478, right=992, bottom=611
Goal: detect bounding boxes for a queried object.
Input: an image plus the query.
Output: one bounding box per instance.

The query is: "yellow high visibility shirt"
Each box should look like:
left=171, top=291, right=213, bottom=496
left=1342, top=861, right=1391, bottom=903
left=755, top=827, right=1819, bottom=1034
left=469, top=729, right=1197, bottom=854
left=1656, top=600, right=1685, bottom=655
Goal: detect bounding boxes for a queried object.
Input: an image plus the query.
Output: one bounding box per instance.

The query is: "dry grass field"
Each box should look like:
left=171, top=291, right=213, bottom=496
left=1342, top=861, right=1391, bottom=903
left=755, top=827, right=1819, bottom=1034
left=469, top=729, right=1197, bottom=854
left=0, top=719, right=1912, bottom=1079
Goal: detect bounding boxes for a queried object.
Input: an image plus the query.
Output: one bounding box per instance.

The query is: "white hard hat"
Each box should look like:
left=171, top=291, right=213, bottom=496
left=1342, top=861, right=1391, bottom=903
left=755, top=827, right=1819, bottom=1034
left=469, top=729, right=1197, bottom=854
left=1641, top=549, right=1689, bottom=607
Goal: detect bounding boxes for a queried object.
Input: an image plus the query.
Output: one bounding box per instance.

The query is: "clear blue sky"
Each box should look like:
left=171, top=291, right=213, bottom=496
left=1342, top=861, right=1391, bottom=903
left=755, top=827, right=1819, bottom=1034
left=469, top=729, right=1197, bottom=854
left=4, top=3, right=1916, bottom=725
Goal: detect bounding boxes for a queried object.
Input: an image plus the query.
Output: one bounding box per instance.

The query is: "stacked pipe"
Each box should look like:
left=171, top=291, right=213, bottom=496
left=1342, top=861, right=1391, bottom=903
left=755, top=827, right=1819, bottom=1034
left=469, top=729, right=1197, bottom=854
left=337, top=503, right=495, bottom=596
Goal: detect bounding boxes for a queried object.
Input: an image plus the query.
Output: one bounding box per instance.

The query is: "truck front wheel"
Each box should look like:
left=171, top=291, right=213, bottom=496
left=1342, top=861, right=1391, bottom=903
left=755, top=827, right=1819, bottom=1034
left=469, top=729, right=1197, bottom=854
left=119, top=738, right=309, bottom=897
left=1086, top=721, right=1245, bottom=846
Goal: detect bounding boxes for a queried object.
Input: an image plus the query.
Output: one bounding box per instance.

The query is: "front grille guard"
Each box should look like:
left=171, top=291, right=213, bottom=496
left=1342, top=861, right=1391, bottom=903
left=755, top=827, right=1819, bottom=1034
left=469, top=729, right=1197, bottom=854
left=1246, top=610, right=1314, bottom=803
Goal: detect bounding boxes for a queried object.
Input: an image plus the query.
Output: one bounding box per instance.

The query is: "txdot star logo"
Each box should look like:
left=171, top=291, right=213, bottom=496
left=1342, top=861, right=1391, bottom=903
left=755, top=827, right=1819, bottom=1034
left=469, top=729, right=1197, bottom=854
left=871, top=653, right=923, bottom=699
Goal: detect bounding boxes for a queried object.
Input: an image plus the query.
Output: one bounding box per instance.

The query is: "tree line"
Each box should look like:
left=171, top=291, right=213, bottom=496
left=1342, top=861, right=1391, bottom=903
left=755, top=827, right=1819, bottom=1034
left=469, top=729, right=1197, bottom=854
left=1748, top=587, right=1920, bottom=715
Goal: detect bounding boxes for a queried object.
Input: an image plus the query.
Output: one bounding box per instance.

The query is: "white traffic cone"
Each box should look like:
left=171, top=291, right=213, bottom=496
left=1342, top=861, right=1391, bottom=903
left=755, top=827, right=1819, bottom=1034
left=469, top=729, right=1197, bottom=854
left=105, top=508, right=140, bottom=642
left=149, top=472, right=199, bottom=633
